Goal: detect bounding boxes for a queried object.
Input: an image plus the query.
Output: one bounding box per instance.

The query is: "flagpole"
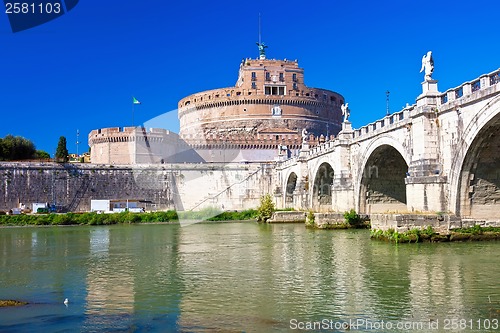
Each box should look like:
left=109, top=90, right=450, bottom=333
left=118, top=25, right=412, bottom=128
left=132, top=97, right=140, bottom=127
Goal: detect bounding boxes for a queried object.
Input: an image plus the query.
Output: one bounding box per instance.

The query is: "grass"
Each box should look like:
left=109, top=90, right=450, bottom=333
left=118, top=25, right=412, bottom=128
left=371, top=226, right=440, bottom=243
left=371, top=225, right=500, bottom=243
left=0, top=208, right=258, bottom=226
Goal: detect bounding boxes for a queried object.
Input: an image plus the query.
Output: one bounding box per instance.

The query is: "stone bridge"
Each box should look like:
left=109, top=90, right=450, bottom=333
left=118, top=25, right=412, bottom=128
left=275, top=68, right=500, bottom=221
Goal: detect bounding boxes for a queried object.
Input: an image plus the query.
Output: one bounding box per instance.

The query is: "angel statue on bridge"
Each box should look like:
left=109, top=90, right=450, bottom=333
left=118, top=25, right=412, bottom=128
left=341, top=103, right=350, bottom=122
left=301, top=128, right=308, bottom=143
left=420, top=51, right=434, bottom=81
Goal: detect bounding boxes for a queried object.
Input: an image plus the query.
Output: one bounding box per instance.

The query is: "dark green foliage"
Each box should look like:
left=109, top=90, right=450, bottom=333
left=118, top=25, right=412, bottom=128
left=344, top=209, right=362, bottom=226
left=454, top=224, right=487, bottom=234
left=306, top=210, right=315, bottom=227
left=257, top=194, right=275, bottom=223
left=0, top=135, right=36, bottom=160
left=55, top=136, right=69, bottom=162
left=34, top=150, right=50, bottom=159
left=0, top=209, right=260, bottom=226
left=207, top=209, right=258, bottom=221
left=372, top=225, right=500, bottom=243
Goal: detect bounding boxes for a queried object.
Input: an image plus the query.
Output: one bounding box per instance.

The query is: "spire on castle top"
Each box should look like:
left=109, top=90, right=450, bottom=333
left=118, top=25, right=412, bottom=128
left=256, top=13, right=267, bottom=60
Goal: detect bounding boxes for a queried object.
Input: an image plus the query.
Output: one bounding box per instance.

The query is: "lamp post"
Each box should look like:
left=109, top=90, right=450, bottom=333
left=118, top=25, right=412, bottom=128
left=386, top=90, right=390, bottom=116
left=76, top=129, right=80, bottom=158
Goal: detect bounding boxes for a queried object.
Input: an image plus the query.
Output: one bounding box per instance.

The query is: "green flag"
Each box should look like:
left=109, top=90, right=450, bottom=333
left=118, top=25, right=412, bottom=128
left=133, top=97, right=141, bottom=105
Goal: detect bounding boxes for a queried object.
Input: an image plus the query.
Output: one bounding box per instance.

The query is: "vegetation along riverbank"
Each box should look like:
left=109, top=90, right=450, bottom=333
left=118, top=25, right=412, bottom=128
left=0, top=208, right=258, bottom=226
left=371, top=225, right=500, bottom=243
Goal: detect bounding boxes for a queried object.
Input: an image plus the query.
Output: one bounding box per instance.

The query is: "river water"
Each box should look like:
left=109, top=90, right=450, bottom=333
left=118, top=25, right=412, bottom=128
left=0, top=223, right=499, bottom=332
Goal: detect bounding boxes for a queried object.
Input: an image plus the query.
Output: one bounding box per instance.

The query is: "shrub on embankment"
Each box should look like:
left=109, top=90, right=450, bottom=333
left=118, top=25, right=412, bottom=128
left=371, top=225, right=500, bottom=243
left=306, top=209, right=370, bottom=229
left=0, top=209, right=258, bottom=226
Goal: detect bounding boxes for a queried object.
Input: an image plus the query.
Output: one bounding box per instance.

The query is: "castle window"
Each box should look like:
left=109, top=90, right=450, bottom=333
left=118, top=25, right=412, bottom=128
left=236, top=91, right=241, bottom=96
left=293, top=82, right=297, bottom=90
left=265, top=72, right=270, bottom=81
left=265, top=86, right=286, bottom=95
left=279, top=73, right=284, bottom=82
left=292, top=73, right=297, bottom=82
left=330, top=96, right=336, bottom=102
left=252, top=82, right=257, bottom=89
left=251, top=72, right=256, bottom=81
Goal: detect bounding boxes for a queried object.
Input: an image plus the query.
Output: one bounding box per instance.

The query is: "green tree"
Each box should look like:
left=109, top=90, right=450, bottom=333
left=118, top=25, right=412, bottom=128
left=0, top=134, right=36, bottom=160
left=55, top=136, right=69, bottom=162
left=34, top=150, right=51, bottom=159
left=257, top=194, right=275, bottom=223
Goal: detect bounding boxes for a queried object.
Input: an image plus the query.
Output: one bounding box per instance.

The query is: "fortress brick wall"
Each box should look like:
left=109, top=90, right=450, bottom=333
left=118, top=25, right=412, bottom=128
left=0, top=162, right=275, bottom=213
left=88, top=127, right=204, bottom=165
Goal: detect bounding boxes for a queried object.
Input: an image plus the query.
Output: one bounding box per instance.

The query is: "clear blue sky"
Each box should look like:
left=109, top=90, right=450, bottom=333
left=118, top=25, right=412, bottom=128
left=1, top=0, right=499, bottom=155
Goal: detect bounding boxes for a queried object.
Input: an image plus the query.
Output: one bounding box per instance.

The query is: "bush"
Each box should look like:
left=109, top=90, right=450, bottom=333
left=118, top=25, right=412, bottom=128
left=52, top=214, right=73, bottom=225
left=344, top=209, right=361, bottom=226
left=305, top=210, right=315, bottom=227
left=257, top=194, right=275, bottom=223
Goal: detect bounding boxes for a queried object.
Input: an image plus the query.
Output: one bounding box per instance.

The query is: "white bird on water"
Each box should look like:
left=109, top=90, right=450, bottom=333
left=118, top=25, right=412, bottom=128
left=64, top=298, right=69, bottom=306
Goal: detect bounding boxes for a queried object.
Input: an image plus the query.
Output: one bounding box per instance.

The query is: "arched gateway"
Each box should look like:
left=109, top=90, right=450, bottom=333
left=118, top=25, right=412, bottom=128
left=451, top=96, right=500, bottom=219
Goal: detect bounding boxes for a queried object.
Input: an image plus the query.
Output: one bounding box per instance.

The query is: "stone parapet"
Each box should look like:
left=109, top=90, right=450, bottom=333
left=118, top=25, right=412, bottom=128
left=370, top=214, right=462, bottom=233
left=267, top=211, right=306, bottom=223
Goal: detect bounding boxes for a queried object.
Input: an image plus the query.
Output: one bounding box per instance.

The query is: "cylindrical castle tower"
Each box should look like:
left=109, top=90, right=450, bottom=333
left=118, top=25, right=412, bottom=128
left=178, top=53, right=344, bottom=152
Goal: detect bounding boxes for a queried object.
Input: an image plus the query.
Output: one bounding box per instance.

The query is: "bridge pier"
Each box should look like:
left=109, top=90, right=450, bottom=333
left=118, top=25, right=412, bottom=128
left=331, top=171, right=354, bottom=211
left=404, top=86, right=448, bottom=213
left=406, top=177, right=447, bottom=213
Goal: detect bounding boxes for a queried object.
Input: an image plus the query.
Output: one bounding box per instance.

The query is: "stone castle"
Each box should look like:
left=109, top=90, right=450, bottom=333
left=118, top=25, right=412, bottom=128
left=89, top=45, right=344, bottom=164
left=1, top=47, right=499, bottom=229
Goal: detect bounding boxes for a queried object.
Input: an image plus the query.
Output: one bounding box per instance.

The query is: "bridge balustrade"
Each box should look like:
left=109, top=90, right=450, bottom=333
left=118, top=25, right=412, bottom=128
left=439, top=68, right=500, bottom=106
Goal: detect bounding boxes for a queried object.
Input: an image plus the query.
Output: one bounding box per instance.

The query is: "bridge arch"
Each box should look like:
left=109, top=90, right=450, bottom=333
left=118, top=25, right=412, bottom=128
left=356, top=135, right=410, bottom=214
left=450, top=95, right=500, bottom=218
left=311, top=161, right=334, bottom=209
left=285, top=172, right=298, bottom=207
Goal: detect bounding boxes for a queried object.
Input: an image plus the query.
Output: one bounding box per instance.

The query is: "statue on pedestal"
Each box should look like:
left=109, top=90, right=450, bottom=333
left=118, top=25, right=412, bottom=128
left=256, top=42, right=268, bottom=59
left=420, top=51, right=434, bottom=81
left=341, top=103, right=350, bottom=122
left=301, top=128, right=308, bottom=143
